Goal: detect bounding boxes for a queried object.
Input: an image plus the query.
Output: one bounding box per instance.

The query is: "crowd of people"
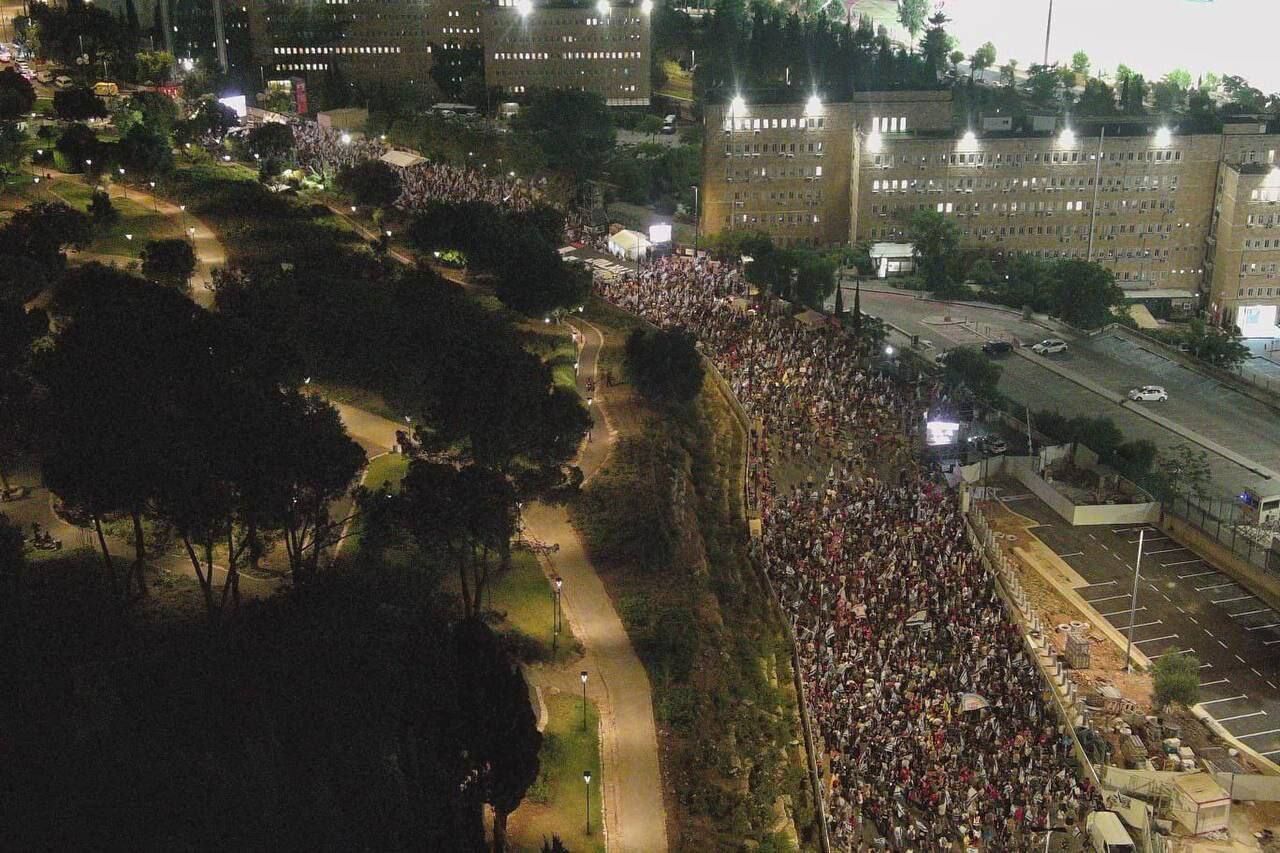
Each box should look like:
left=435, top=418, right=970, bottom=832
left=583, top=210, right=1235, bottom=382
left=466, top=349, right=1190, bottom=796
left=596, top=256, right=1097, bottom=851
left=290, top=121, right=537, bottom=211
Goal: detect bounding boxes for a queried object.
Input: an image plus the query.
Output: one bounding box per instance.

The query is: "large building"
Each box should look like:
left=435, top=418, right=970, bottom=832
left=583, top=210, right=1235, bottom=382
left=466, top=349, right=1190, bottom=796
left=243, top=0, right=650, bottom=106
left=482, top=1, right=651, bottom=106
left=700, top=93, right=1280, bottom=336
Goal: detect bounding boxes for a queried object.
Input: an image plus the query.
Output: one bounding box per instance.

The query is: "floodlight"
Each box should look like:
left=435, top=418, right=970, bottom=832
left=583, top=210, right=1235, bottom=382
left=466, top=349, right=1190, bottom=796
left=805, top=94, right=821, bottom=116
left=596, top=0, right=608, bottom=15
left=1154, top=126, right=1172, bottom=146
left=1059, top=127, right=1075, bottom=146
left=730, top=94, right=745, bottom=113
left=640, top=0, right=652, bottom=12
left=961, top=130, right=976, bottom=145
left=516, top=0, right=533, bottom=16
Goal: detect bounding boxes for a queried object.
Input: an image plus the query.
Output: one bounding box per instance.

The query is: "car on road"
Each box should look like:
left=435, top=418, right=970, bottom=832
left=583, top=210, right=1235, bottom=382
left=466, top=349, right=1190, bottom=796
left=972, top=435, right=1008, bottom=455
left=36, top=70, right=54, bottom=84
left=1127, top=385, right=1169, bottom=402
left=982, top=340, right=1013, bottom=356
left=934, top=349, right=953, bottom=366
left=1031, top=338, right=1068, bottom=355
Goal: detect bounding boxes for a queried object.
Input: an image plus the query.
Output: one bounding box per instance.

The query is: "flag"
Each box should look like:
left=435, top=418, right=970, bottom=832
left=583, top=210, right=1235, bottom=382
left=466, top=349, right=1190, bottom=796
left=959, top=693, right=990, bottom=712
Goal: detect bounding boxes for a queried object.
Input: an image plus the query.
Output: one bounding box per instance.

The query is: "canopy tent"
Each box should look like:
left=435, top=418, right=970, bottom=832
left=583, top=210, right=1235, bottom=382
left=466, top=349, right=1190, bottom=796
left=608, top=229, right=652, bottom=261
left=380, top=150, right=426, bottom=169
left=869, top=242, right=915, bottom=278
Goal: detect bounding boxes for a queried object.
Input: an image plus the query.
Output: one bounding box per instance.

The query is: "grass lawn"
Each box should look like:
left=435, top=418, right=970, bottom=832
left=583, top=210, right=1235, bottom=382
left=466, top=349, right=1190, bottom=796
left=509, top=692, right=604, bottom=853
left=522, top=326, right=579, bottom=391
left=307, top=381, right=401, bottom=423
left=362, top=452, right=409, bottom=494
left=90, top=196, right=184, bottom=256
left=657, top=59, right=694, bottom=101
left=490, top=547, right=580, bottom=664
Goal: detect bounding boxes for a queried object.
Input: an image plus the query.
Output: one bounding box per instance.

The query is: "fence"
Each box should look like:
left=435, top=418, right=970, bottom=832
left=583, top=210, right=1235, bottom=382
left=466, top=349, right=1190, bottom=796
left=1164, top=493, right=1280, bottom=575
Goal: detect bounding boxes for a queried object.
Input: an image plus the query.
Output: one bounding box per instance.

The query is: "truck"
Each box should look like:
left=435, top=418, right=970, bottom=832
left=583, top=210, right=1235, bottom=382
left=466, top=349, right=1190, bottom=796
left=1086, top=811, right=1135, bottom=853
left=92, top=81, right=119, bottom=97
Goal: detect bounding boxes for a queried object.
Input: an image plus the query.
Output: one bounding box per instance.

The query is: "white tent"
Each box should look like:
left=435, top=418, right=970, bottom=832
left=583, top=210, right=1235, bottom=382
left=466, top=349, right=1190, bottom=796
left=608, top=229, right=651, bottom=261
left=870, top=242, right=915, bottom=278
left=380, top=150, right=426, bottom=169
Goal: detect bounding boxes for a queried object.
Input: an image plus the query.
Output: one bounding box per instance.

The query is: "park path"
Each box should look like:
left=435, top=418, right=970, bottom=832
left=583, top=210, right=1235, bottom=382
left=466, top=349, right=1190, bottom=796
left=520, top=316, right=669, bottom=853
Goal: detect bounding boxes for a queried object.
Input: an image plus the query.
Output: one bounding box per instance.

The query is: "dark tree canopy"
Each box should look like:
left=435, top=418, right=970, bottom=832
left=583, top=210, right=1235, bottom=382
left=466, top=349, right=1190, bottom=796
left=140, top=238, right=198, bottom=292
left=625, top=326, right=706, bottom=405
left=514, top=88, right=616, bottom=181
left=53, top=87, right=108, bottom=122
left=247, top=121, right=295, bottom=161
left=0, top=200, right=92, bottom=271
left=0, top=67, right=36, bottom=120
left=336, top=159, right=402, bottom=208
left=55, top=122, right=102, bottom=170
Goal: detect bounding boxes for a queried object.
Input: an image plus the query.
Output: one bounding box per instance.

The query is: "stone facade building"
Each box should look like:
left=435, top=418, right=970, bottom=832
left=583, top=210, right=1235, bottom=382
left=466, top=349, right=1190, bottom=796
left=700, top=93, right=1280, bottom=335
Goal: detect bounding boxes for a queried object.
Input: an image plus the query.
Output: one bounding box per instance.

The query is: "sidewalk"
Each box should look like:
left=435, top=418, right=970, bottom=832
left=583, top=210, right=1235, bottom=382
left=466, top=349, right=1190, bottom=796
left=520, top=316, right=668, bottom=853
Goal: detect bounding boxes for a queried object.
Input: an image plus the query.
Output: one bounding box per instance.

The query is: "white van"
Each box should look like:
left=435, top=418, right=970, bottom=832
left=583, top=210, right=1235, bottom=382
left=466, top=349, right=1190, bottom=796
left=36, top=69, right=54, bottom=84
left=54, top=75, right=73, bottom=88
left=1086, top=811, right=1135, bottom=853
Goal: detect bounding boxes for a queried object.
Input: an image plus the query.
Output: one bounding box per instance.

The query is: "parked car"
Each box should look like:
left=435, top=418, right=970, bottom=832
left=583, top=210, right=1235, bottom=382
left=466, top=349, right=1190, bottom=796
left=977, top=435, right=1008, bottom=455
left=54, top=75, right=73, bottom=88
left=982, top=340, right=1013, bottom=356
left=91, top=81, right=119, bottom=97
left=1127, top=385, right=1168, bottom=402
left=934, top=349, right=953, bottom=366
left=1031, top=338, right=1068, bottom=355
left=36, top=69, right=54, bottom=84
left=660, top=123, right=677, bottom=135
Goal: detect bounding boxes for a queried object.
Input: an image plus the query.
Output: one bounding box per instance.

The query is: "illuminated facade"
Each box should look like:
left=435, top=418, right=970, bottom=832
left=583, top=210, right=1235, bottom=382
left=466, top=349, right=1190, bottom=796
left=700, top=95, right=1280, bottom=333
left=246, top=0, right=650, bottom=105
left=483, top=1, right=651, bottom=106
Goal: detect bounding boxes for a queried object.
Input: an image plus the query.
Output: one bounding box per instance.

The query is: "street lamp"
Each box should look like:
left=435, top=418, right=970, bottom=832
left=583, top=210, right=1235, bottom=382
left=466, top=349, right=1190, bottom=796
left=1155, top=125, right=1172, bottom=147
left=729, top=94, right=745, bottom=114
left=580, top=670, right=588, bottom=731
left=961, top=129, right=977, bottom=145
left=1059, top=127, right=1075, bottom=146
left=583, top=770, right=593, bottom=835
left=149, top=180, right=157, bottom=211
left=595, top=0, right=608, bottom=15
left=640, top=0, right=652, bottom=12
left=805, top=94, right=821, bottom=116
left=1124, top=529, right=1146, bottom=672
left=125, top=233, right=133, bottom=241
left=690, top=185, right=700, bottom=256
left=516, top=0, right=533, bottom=16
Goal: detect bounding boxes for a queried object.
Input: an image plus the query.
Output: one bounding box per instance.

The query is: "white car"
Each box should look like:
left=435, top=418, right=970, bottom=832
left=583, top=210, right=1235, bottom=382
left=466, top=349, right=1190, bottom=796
left=1127, top=385, right=1168, bottom=402
left=1031, top=338, right=1068, bottom=355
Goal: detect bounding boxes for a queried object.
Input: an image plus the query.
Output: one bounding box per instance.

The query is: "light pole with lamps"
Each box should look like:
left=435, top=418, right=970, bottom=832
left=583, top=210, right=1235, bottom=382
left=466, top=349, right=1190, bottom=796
left=1124, top=529, right=1145, bottom=672
left=580, top=670, right=588, bottom=731
left=117, top=167, right=126, bottom=198
left=690, top=184, right=699, bottom=256
left=583, top=770, right=592, bottom=835
left=149, top=180, right=157, bottom=211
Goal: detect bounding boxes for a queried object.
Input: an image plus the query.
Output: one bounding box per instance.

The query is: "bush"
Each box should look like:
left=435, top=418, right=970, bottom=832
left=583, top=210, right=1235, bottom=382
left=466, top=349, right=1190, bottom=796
left=1153, top=652, right=1200, bottom=708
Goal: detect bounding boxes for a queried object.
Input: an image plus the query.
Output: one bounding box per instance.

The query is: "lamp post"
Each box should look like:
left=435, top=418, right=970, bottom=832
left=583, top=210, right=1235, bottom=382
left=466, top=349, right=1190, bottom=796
left=1124, top=529, right=1145, bottom=672
left=583, top=770, right=592, bottom=835
left=580, top=670, right=588, bottom=731
left=149, top=180, right=157, bottom=211
left=690, top=184, right=699, bottom=256
left=117, top=167, right=126, bottom=198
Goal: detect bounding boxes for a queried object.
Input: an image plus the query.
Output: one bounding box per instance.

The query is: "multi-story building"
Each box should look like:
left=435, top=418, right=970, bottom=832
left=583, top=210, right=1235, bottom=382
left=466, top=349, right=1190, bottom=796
left=700, top=93, right=1280, bottom=337
left=244, top=0, right=650, bottom=106
left=482, top=0, right=651, bottom=106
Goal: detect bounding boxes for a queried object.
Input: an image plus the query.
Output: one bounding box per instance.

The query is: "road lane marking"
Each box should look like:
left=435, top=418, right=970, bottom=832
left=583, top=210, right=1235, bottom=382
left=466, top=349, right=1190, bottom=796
left=1218, top=711, right=1268, bottom=723
left=1133, top=634, right=1178, bottom=645
left=1254, top=668, right=1266, bottom=678
left=1245, top=622, right=1280, bottom=631
left=1200, top=662, right=1214, bottom=669
left=1264, top=638, right=1280, bottom=646
left=1126, top=620, right=1162, bottom=630
left=1099, top=607, right=1145, bottom=618
left=1237, top=728, right=1280, bottom=739
left=1261, top=749, right=1280, bottom=757
left=1204, top=628, right=1215, bottom=637
left=1237, top=654, right=1248, bottom=663
left=1200, top=678, right=1230, bottom=687
left=1163, top=559, right=1203, bottom=567
left=1213, top=595, right=1254, bottom=604
left=1058, top=551, right=1084, bottom=558
left=1081, top=580, right=1118, bottom=588
left=1196, top=582, right=1236, bottom=591
left=1219, top=640, right=1229, bottom=648
left=1200, top=694, right=1249, bottom=705
left=1179, top=570, right=1218, bottom=579
left=1129, top=536, right=1168, bottom=544
left=1146, top=548, right=1187, bottom=555
left=1100, top=544, right=1110, bottom=551
left=1230, top=609, right=1270, bottom=618
left=1085, top=593, right=1128, bottom=604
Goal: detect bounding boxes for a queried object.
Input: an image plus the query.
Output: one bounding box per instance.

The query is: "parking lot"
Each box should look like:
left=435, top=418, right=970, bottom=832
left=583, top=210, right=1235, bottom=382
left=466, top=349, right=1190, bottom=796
left=998, top=490, right=1280, bottom=762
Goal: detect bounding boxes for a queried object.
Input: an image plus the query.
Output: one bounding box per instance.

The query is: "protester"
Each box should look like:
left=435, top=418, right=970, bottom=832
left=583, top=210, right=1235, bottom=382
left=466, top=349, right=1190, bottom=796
left=596, top=257, right=1097, bottom=851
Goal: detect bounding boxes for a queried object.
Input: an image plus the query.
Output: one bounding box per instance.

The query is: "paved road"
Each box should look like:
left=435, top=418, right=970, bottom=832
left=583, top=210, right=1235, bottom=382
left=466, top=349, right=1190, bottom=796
left=998, top=489, right=1280, bottom=767
left=857, top=285, right=1280, bottom=501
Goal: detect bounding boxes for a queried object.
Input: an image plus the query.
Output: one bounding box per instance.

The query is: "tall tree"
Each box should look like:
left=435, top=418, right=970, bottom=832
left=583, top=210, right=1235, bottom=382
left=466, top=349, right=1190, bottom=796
left=908, top=208, right=959, bottom=291
left=1048, top=258, right=1122, bottom=329
left=140, top=238, right=197, bottom=293
left=896, top=0, right=928, bottom=49
left=0, top=67, right=36, bottom=120
left=968, top=41, right=996, bottom=82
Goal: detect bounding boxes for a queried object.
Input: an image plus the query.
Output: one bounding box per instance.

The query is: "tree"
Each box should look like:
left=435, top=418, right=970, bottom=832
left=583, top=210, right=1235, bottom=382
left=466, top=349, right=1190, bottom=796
left=947, top=49, right=965, bottom=76
left=134, top=50, right=174, bottom=84
left=53, top=87, right=108, bottom=122
left=969, top=41, right=996, bottom=81
left=0, top=201, right=92, bottom=271
left=0, top=301, right=46, bottom=500
left=1153, top=652, right=1200, bottom=708
left=116, top=123, right=173, bottom=176
left=88, top=189, right=118, bottom=229
left=515, top=89, right=616, bottom=182
left=1121, top=73, right=1147, bottom=114
left=793, top=250, right=837, bottom=310
left=625, top=326, right=705, bottom=405
left=908, top=208, right=959, bottom=291
left=140, top=238, right=197, bottom=292
left=0, top=511, right=24, bottom=608
left=1070, top=50, right=1089, bottom=76
left=968, top=258, right=997, bottom=286
left=999, top=59, right=1018, bottom=88
left=942, top=347, right=1002, bottom=403
left=1077, top=79, right=1117, bottom=116
left=175, top=97, right=238, bottom=144
left=247, top=121, right=295, bottom=162
left=1024, top=64, right=1063, bottom=107
left=55, top=122, right=101, bottom=171
left=919, top=23, right=951, bottom=76
left=128, top=90, right=179, bottom=134
left=896, top=0, right=928, bottom=48
left=0, top=67, right=36, bottom=120
left=1156, top=445, right=1212, bottom=503
left=1048, top=259, right=1122, bottom=329
left=336, top=160, right=402, bottom=208
left=451, top=618, right=542, bottom=853
left=1163, top=68, right=1192, bottom=91
left=1178, top=318, right=1250, bottom=369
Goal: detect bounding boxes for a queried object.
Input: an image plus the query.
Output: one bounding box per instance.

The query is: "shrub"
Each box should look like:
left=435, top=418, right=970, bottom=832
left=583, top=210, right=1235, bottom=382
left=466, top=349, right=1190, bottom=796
left=1153, top=652, right=1200, bottom=708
